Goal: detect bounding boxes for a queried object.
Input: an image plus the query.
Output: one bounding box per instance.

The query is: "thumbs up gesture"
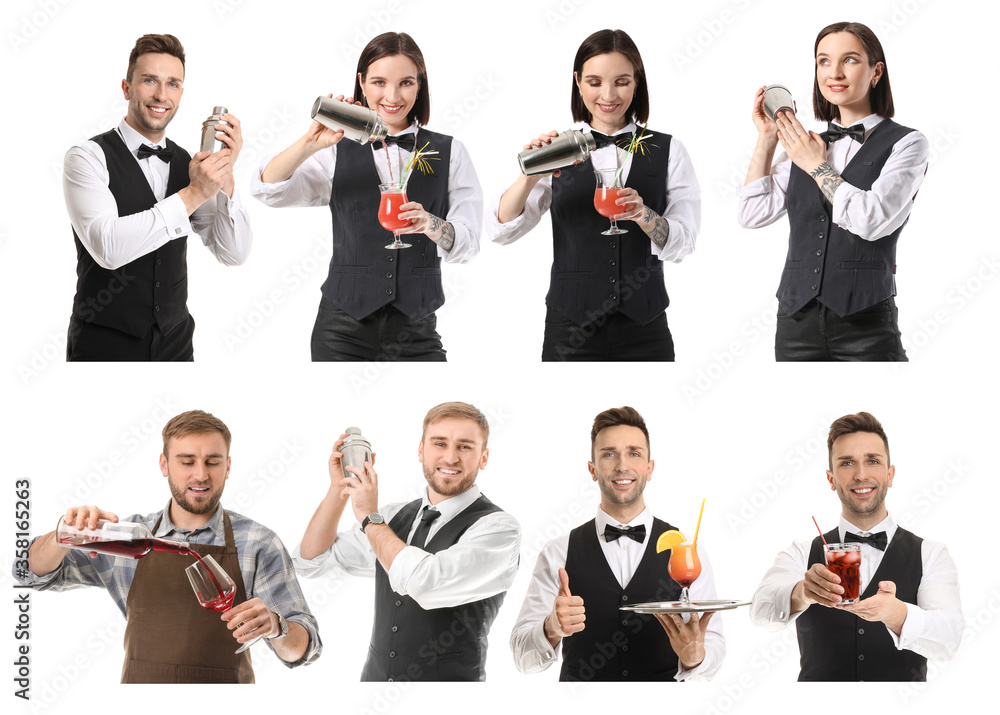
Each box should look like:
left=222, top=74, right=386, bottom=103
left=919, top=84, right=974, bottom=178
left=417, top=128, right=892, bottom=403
left=544, top=567, right=587, bottom=645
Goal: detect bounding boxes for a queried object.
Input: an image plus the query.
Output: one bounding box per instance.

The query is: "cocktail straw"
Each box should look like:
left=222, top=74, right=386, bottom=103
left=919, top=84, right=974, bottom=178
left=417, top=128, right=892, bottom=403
left=811, top=516, right=829, bottom=550
left=692, top=498, right=706, bottom=545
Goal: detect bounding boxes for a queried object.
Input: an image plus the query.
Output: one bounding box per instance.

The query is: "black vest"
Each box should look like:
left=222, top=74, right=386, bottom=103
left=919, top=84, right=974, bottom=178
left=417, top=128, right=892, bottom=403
left=796, top=526, right=927, bottom=681
left=71, top=130, right=192, bottom=337
left=548, top=131, right=670, bottom=327
left=360, top=495, right=508, bottom=682
left=322, top=129, right=452, bottom=321
left=779, top=119, right=917, bottom=317
left=560, top=517, right=681, bottom=681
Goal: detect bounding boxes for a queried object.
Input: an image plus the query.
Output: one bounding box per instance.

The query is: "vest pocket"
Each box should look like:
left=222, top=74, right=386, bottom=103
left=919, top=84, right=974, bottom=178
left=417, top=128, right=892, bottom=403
left=553, top=271, right=597, bottom=280
left=328, top=265, right=369, bottom=274
left=411, top=267, right=442, bottom=275
left=837, top=261, right=885, bottom=270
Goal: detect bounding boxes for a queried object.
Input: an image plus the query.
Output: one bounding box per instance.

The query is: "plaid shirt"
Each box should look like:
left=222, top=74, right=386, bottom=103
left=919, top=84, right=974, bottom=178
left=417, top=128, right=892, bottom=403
left=18, top=502, right=321, bottom=667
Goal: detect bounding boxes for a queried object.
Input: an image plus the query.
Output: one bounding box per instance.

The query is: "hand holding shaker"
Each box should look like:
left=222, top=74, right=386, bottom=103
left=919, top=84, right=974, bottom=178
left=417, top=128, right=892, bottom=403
left=518, top=129, right=597, bottom=176
left=762, top=85, right=796, bottom=122
left=200, top=106, right=231, bottom=154
left=341, top=427, right=373, bottom=477
left=311, top=96, right=388, bottom=145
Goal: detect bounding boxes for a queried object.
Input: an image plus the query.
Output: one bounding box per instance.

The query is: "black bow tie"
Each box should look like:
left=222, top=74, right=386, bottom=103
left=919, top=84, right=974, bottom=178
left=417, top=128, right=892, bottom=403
left=844, top=530, right=888, bottom=551
left=826, top=122, right=867, bottom=144
left=590, top=131, right=627, bottom=150
left=372, top=134, right=416, bottom=152
left=137, top=143, right=173, bottom=162
left=604, top=523, right=646, bottom=543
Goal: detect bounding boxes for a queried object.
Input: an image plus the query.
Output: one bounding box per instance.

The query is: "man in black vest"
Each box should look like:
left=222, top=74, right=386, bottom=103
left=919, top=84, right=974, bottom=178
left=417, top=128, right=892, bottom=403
left=751, top=412, right=963, bottom=681
left=294, top=402, right=521, bottom=681
left=510, top=406, right=725, bottom=681
left=65, top=33, right=252, bottom=361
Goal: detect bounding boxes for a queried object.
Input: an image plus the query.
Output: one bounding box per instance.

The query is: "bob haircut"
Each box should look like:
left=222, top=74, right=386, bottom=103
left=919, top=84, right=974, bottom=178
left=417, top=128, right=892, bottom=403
left=353, top=32, right=430, bottom=126
left=571, top=29, right=649, bottom=125
left=813, top=22, right=894, bottom=121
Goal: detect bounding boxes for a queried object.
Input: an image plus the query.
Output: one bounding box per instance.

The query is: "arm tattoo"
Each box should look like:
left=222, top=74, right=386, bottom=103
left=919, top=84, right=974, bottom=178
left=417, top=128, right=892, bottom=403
left=642, top=206, right=670, bottom=249
left=809, top=161, right=846, bottom=203
left=428, top=214, right=455, bottom=251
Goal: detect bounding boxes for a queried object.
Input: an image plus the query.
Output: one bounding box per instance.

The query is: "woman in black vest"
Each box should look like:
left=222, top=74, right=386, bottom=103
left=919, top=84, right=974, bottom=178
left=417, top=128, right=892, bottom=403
left=488, top=29, right=701, bottom=362
left=252, top=33, right=482, bottom=361
left=739, top=22, right=928, bottom=361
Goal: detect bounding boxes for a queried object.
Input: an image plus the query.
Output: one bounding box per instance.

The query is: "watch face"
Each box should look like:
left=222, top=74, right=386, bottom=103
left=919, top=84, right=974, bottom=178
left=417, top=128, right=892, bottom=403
left=370, top=513, right=384, bottom=524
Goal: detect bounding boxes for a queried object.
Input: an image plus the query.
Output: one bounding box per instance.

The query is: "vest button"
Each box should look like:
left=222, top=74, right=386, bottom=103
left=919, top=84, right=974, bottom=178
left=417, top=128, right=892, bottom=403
left=385, top=289, right=393, bottom=295
left=389, top=651, right=396, bottom=658
left=155, top=281, right=161, bottom=288
left=810, top=285, right=817, bottom=291
left=813, top=267, right=820, bottom=274
left=387, top=256, right=394, bottom=262
left=388, top=678, right=394, bottom=682
left=622, top=670, right=629, bottom=677
left=156, top=259, right=162, bottom=265
left=609, top=260, right=616, bottom=266
left=386, top=273, right=393, bottom=278
left=392, top=626, right=398, bottom=633
left=395, top=600, right=402, bottom=607
left=621, top=595, right=628, bottom=602
left=858, top=654, right=865, bottom=661
left=155, top=305, right=160, bottom=312
left=609, top=294, right=617, bottom=300
left=858, top=628, right=865, bottom=635
left=815, top=250, right=822, bottom=257
left=622, top=645, right=629, bottom=652
left=818, top=215, right=827, bottom=222
left=609, top=278, right=616, bottom=283
left=816, top=232, right=824, bottom=239
left=610, top=242, right=616, bottom=249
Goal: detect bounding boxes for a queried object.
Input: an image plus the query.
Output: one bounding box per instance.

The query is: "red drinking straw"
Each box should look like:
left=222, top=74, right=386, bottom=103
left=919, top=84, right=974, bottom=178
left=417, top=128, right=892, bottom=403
left=811, top=516, right=829, bottom=550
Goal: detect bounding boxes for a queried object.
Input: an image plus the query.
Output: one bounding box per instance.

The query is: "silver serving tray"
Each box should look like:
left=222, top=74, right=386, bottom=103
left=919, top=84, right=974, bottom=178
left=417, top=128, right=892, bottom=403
left=620, top=599, right=751, bottom=614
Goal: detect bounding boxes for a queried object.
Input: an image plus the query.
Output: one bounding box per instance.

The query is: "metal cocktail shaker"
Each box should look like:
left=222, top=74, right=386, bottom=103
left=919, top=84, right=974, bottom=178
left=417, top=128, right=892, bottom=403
left=762, top=85, right=796, bottom=122
left=341, top=427, right=373, bottom=476
left=200, top=106, right=230, bottom=153
left=311, top=96, right=388, bottom=145
left=518, top=129, right=597, bottom=176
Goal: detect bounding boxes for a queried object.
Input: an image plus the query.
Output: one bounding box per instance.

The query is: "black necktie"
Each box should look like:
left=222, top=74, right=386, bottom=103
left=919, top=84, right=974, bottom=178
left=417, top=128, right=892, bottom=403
left=590, top=131, right=625, bottom=150
left=826, top=122, right=866, bottom=144
left=603, top=523, right=646, bottom=543
left=372, top=134, right=417, bottom=152
left=409, top=506, right=442, bottom=549
left=137, top=143, right=173, bottom=162
left=844, top=530, right=888, bottom=551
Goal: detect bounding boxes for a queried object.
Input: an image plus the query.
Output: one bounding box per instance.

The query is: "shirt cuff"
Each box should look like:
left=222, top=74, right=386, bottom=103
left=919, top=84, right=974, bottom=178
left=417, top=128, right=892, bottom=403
left=830, top=181, right=861, bottom=228
left=386, top=545, right=430, bottom=595
left=157, top=192, right=193, bottom=241
left=890, top=602, right=925, bottom=649
left=13, top=560, right=61, bottom=587
left=774, top=580, right=800, bottom=625
left=486, top=204, right=527, bottom=242
left=529, top=619, right=558, bottom=666
left=736, top=176, right=771, bottom=198
left=289, top=542, right=333, bottom=578
left=218, top=186, right=243, bottom=214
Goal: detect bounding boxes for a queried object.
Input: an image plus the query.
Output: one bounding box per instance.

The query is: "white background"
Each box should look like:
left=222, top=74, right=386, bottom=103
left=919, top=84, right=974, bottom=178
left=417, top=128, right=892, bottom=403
left=2, top=0, right=997, bottom=712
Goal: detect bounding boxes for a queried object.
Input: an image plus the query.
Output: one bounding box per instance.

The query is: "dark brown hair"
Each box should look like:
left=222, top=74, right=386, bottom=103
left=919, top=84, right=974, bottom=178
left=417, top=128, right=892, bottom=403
left=827, top=412, right=890, bottom=470
left=591, top=406, right=650, bottom=459
left=422, top=402, right=489, bottom=448
left=354, top=32, right=430, bottom=126
left=126, top=34, right=185, bottom=83
left=571, top=29, right=650, bottom=125
left=162, top=410, right=232, bottom=457
left=813, top=22, right=894, bottom=121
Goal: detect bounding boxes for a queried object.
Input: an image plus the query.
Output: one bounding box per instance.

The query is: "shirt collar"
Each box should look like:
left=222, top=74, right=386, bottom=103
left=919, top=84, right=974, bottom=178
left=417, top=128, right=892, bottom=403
left=419, top=483, right=482, bottom=523
left=838, top=511, right=897, bottom=544
left=595, top=505, right=652, bottom=540
left=155, top=499, right=225, bottom=540
left=117, top=118, right=167, bottom=155
left=582, top=121, right=637, bottom=137
left=831, top=114, right=884, bottom=137
left=385, top=122, right=419, bottom=138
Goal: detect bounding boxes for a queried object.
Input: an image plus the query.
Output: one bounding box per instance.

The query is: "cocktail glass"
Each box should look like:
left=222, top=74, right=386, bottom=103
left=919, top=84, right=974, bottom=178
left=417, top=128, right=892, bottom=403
left=378, top=183, right=412, bottom=249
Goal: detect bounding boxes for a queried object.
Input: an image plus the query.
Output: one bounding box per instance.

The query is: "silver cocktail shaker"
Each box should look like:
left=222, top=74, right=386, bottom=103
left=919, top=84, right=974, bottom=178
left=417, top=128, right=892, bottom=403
left=762, top=85, right=796, bottom=122
left=200, top=106, right=230, bottom=153
left=518, top=129, right=597, bottom=176
left=341, top=427, right=373, bottom=476
left=311, top=96, right=388, bottom=145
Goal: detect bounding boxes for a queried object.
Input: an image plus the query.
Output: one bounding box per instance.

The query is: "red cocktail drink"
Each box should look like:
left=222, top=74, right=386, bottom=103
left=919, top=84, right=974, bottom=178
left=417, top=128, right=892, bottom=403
left=378, top=191, right=410, bottom=232
left=594, top=188, right=624, bottom=218
left=824, top=542, right=862, bottom=604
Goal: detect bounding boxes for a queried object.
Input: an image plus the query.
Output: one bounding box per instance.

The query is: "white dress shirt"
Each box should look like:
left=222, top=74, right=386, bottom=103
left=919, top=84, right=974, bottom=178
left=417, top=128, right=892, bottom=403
left=750, top=513, right=963, bottom=661
left=292, top=484, right=520, bottom=610
left=510, top=507, right=725, bottom=681
left=737, top=114, right=929, bottom=241
left=251, top=122, right=482, bottom=264
left=485, top=122, right=701, bottom=262
left=63, top=119, right=252, bottom=271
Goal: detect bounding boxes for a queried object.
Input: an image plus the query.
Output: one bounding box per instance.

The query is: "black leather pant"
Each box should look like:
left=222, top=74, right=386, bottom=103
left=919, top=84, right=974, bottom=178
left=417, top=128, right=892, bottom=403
left=310, top=295, right=446, bottom=362
left=775, top=298, right=907, bottom=362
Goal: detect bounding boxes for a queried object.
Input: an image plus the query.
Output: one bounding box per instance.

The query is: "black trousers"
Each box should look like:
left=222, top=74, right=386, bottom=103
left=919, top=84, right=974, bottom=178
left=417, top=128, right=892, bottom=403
left=66, top=315, right=195, bottom=362
left=775, top=297, right=908, bottom=362
left=541, top=306, right=675, bottom=362
left=310, top=295, right=446, bottom=362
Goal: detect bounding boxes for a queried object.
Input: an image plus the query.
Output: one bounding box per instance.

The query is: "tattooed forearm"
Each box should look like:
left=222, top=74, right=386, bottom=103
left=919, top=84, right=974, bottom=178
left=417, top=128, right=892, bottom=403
left=640, top=206, right=670, bottom=249
left=427, top=214, right=455, bottom=251
left=810, top=161, right=846, bottom=203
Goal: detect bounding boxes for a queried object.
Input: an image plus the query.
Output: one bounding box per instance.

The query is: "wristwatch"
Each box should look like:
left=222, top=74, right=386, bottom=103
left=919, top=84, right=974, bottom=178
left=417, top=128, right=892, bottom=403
left=361, top=512, right=385, bottom=532
left=267, top=613, right=288, bottom=641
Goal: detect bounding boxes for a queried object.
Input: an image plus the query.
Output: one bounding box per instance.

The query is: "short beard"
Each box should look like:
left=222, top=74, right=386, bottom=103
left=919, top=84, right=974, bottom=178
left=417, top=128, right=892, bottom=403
left=597, top=470, right=645, bottom=508
left=168, top=474, right=223, bottom=516
left=836, top=481, right=888, bottom=519
left=422, top=463, right=476, bottom=499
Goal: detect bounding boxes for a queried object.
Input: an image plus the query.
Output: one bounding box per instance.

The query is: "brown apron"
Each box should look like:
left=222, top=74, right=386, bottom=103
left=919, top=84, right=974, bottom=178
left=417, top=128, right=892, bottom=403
left=121, top=510, right=255, bottom=683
